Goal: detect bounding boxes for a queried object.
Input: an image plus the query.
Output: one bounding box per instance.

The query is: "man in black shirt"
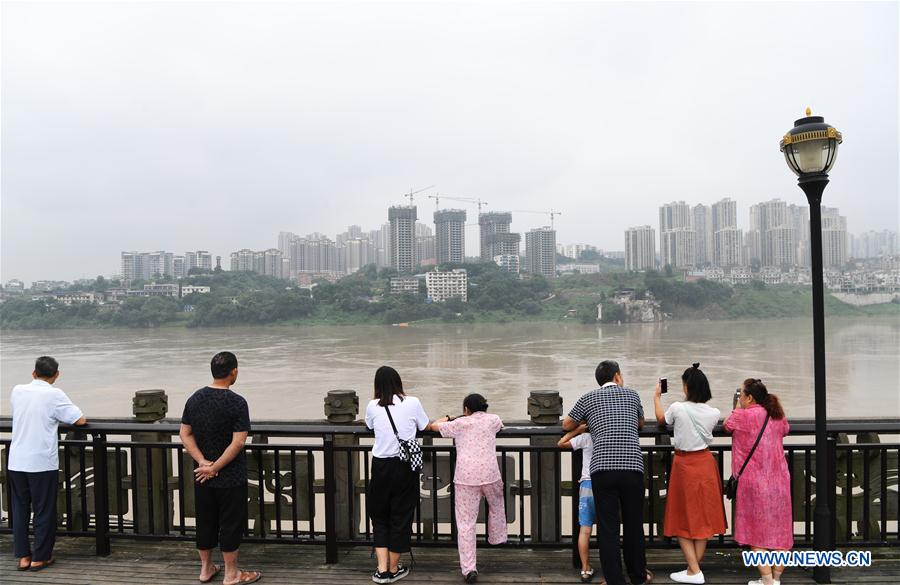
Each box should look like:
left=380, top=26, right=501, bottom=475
left=180, top=352, right=261, bottom=585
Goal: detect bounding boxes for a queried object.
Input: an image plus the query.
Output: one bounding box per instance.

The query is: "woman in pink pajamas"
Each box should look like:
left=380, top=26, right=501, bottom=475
left=429, top=394, right=506, bottom=583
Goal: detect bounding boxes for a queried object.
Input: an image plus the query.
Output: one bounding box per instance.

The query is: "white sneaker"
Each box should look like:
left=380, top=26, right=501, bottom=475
left=747, top=580, right=781, bottom=585
left=670, top=569, right=704, bottom=584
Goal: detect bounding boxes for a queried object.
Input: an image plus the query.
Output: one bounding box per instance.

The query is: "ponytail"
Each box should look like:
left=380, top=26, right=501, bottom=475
left=742, top=378, right=785, bottom=420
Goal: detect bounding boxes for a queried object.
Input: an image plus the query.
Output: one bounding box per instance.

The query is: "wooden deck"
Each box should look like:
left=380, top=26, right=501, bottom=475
left=1, top=536, right=898, bottom=584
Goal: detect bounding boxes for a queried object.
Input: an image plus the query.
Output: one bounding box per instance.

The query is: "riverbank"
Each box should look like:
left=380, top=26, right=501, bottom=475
left=1, top=267, right=897, bottom=329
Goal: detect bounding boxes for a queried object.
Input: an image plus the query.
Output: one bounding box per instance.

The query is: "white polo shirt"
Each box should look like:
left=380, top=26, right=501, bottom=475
left=365, top=395, right=429, bottom=459
left=9, top=379, right=84, bottom=472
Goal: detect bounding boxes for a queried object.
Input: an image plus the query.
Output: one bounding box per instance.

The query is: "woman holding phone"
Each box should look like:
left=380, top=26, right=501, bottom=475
left=724, top=379, right=792, bottom=585
left=653, top=363, right=726, bottom=585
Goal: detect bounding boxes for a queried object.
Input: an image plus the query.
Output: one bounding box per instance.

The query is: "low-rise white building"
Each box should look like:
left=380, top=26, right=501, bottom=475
left=559, top=263, right=600, bottom=274
left=128, top=283, right=179, bottom=298
left=426, top=269, right=467, bottom=303
left=493, top=254, right=520, bottom=274
left=390, top=276, right=421, bottom=295
left=180, top=285, right=211, bottom=297
left=55, top=292, right=100, bottom=305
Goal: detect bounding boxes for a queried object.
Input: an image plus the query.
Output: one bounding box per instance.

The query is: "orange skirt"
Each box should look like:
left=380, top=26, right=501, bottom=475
left=663, top=449, right=728, bottom=539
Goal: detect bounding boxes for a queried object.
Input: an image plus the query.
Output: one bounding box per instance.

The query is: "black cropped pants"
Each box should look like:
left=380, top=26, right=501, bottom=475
left=367, top=457, right=418, bottom=553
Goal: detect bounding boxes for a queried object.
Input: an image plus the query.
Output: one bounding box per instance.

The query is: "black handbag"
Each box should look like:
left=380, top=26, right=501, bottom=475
left=383, top=404, right=424, bottom=472
left=725, top=414, right=769, bottom=500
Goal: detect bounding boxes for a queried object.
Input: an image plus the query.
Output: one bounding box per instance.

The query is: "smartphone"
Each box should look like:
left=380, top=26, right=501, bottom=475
left=659, top=378, right=668, bottom=394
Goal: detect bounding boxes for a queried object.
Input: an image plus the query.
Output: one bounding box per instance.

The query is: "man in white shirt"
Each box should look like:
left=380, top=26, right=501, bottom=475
left=8, top=356, right=86, bottom=571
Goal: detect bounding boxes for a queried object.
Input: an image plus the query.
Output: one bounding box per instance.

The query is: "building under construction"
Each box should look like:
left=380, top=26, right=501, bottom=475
left=434, top=209, right=467, bottom=264
left=388, top=205, right=417, bottom=273
left=479, top=212, right=521, bottom=261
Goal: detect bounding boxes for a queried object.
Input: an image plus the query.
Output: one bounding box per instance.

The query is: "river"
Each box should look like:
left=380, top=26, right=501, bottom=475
left=1, top=318, right=898, bottom=421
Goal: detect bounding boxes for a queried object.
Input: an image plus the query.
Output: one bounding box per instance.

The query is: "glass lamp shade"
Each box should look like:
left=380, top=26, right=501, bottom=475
left=782, top=138, right=840, bottom=176
left=779, top=113, right=842, bottom=177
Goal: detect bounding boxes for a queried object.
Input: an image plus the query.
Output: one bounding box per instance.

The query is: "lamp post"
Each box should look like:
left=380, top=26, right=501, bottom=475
left=780, top=108, right=842, bottom=584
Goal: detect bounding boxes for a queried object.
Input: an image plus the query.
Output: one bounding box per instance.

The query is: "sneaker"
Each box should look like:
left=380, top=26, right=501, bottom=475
left=390, top=565, right=410, bottom=583
left=464, top=570, right=478, bottom=583
left=747, top=580, right=780, bottom=585
left=670, top=569, right=705, bottom=584
left=372, top=569, right=393, bottom=584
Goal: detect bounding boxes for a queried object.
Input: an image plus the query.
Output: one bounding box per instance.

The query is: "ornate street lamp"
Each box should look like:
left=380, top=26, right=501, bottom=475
left=780, top=109, right=842, bottom=584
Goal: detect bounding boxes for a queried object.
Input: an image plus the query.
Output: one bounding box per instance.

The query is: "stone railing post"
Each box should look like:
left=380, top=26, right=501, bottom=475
left=527, top=390, right=563, bottom=542
left=325, top=390, right=360, bottom=540
left=131, top=389, right=172, bottom=534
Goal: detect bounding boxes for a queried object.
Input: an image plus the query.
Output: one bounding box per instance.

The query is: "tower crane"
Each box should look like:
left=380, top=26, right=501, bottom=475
left=427, top=193, right=489, bottom=214
left=508, top=208, right=562, bottom=230
left=401, top=185, right=435, bottom=205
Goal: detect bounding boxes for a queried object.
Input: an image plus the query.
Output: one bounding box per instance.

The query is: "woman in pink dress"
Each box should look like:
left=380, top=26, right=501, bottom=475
left=724, top=379, right=792, bottom=585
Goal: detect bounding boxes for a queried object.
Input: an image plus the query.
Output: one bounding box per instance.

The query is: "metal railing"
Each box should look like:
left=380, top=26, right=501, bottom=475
left=1, top=418, right=898, bottom=565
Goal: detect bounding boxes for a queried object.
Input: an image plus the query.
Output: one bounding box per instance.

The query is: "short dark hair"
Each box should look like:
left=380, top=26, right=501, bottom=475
left=595, top=360, right=620, bottom=386
left=463, top=393, right=489, bottom=413
left=374, top=365, right=405, bottom=407
left=681, top=362, right=712, bottom=403
left=210, top=352, right=238, bottom=379
left=34, top=356, right=59, bottom=378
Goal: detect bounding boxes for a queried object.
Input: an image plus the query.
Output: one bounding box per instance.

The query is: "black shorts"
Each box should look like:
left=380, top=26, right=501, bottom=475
left=366, top=457, right=418, bottom=553
left=195, top=483, right=248, bottom=552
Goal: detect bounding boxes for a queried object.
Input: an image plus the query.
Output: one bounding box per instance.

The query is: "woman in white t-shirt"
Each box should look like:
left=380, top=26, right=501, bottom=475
left=653, top=363, right=727, bottom=585
left=364, top=366, right=430, bottom=584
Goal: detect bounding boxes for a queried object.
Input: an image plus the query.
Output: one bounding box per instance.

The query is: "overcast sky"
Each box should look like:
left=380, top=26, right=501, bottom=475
left=2, top=1, right=898, bottom=283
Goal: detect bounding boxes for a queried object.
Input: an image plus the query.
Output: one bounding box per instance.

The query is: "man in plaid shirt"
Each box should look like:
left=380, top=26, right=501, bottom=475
left=564, top=360, right=649, bottom=585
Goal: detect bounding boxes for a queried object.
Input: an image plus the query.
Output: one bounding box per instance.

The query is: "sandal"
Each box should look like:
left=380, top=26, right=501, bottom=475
left=200, top=564, right=221, bottom=583
left=17, top=557, right=32, bottom=571
left=645, top=569, right=654, bottom=583
left=224, top=570, right=262, bottom=585
left=580, top=568, right=594, bottom=582
left=30, top=558, right=55, bottom=571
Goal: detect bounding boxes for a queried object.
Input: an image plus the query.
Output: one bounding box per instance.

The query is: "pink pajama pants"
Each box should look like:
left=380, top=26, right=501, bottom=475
left=454, top=480, right=508, bottom=575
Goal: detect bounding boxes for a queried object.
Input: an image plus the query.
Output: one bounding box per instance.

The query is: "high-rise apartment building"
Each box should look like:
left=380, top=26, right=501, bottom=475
left=278, top=232, right=296, bottom=258
left=122, top=251, right=185, bottom=282
left=852, top=230, right=899, bottom=258
left=692, top=204, right=713, bottom=267
left=711, top=198, right=737, bottom=232
left=624, top=226, right=656, bottom=271
left=416, top=235, right=436, bottom=266
left=230, top=249, right=256, bottom=272
left=375, top=223, right=392, bottom=269
left=525, top=227, right=557, bottom=278
left=434, top=209, right=467, bottom=264
left=767, top=226, right=796, bottom=268
left=659, top=201, right=696, bottom=269
left=344, top=238, right=375, bottom=274
left=389, top=205, right=417, bottom=273
left=479, top=212, right=520, bottom=260
left=557, top=243, right=598, bottom=260
left=121, top=252, right=144, bottom=283
left=787, top=205, right=811, bottom=268
left=183, top=250, right=212, bottom=274
left=821, top=206, right=848, bottom=268
left=710, top=198, right=743, bottom=267
left=749, top=199, right=795, bottom=268
left=230, top=248, right=284, bottom=278
left=173, top=256, right=186, bottom=279
left=714, top=228, right=743, bottom=267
